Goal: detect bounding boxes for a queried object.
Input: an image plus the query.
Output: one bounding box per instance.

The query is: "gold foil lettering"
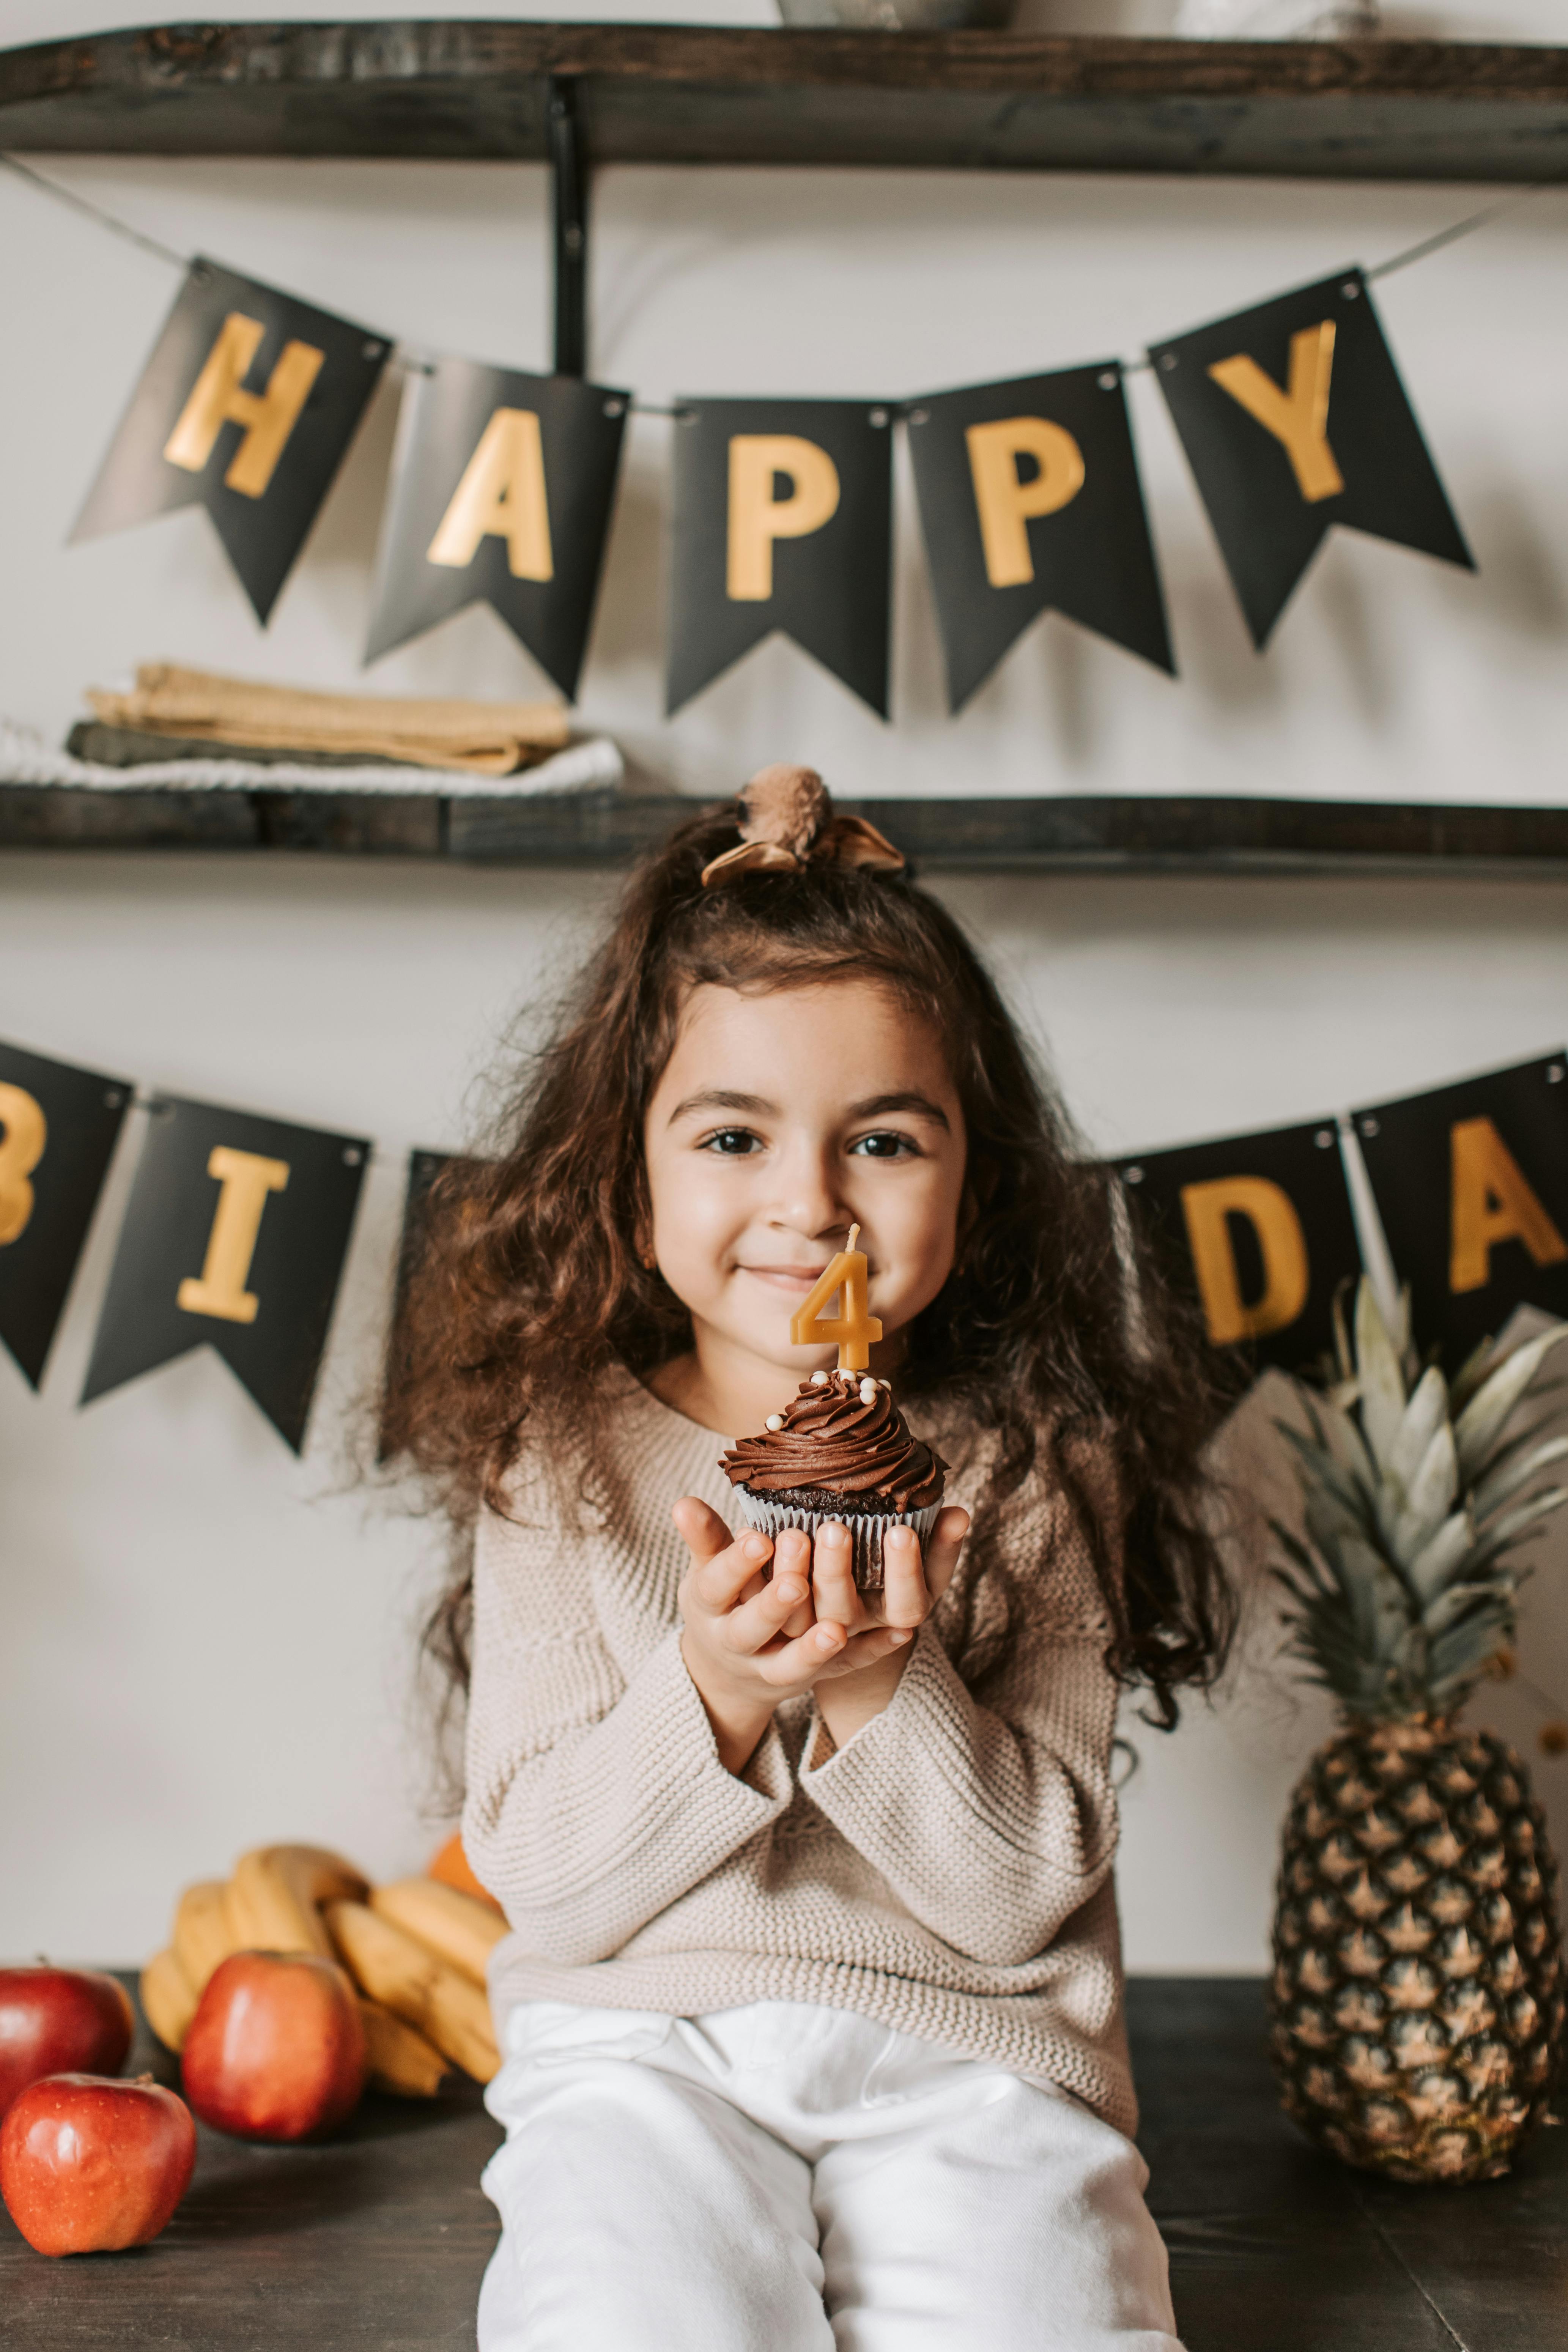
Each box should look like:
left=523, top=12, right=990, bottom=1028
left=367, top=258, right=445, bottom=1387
left=176, top=1145, right=290, bottom=1325
left=965, top=416, right=1086, bottom=589
left=1207, top=321, right=1344, bottom=505
left=0, top=1083, right=46, bottom=1248
left=726, top=435, right=841, bottom=601
left=1449, top=1116, right=1567, bottom=1294
left=163, top=313, right=325, bottom=499
left=1180, top=1175, right=1311, bottom=1346
left=426, top=407, right=554, bottom=582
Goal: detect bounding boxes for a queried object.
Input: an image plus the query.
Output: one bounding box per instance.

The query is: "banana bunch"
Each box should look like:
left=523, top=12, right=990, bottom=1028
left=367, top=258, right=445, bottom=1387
left=141, top=1843, right=507, bottom=2097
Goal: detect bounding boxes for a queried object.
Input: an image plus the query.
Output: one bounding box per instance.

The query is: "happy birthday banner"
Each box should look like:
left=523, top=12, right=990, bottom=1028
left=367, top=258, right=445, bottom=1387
left=57, top=240, right=1473, bottom=715
left=1116, top=1052, right=1568, bottom=1383
left=2, top=1035, right=1565, bottom=1450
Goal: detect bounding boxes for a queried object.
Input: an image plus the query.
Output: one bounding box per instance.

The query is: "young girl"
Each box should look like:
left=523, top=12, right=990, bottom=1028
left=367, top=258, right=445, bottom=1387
left=386, top=767, right=1231, bottom=2352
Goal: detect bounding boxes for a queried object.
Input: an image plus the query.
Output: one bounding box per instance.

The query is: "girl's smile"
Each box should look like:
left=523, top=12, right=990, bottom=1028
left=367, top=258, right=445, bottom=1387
left=738, top=1263, right=836, bottom=1293
left=642, top=977, right=968, bottom=1438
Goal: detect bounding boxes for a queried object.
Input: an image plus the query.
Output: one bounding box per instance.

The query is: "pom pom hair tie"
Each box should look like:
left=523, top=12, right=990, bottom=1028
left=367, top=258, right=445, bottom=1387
left=699, top=765, right=906, bottom=890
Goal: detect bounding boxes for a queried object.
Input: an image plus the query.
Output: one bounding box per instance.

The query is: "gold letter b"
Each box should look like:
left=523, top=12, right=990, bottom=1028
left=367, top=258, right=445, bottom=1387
left=0, top=1083, right=46, bottom=1248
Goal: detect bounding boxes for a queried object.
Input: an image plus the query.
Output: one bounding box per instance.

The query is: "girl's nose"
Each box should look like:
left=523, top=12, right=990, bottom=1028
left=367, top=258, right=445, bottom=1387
left=770, top=1141, right=847, bottom=1241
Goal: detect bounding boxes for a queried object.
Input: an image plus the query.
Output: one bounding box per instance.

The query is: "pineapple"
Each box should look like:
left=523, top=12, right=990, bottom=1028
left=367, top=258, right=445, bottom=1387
left=1268, top=1279, right=1568, bottom=2183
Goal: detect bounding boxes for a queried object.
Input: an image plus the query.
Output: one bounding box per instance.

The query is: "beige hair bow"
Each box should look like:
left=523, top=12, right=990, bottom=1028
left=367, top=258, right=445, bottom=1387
left=699, top=765, right=906, bottom=889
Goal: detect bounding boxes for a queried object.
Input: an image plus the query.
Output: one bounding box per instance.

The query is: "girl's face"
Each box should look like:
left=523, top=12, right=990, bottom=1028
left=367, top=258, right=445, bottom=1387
left=643, top=978, right=967, bottom=1404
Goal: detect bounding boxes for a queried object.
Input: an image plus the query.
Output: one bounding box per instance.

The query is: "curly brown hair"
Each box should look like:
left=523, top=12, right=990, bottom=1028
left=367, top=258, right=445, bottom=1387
left=383, top=797, right=1234, bottom=1733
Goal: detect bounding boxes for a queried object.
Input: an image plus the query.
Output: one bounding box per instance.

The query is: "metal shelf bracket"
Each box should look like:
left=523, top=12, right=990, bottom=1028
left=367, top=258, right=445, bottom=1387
left=548, top=74, right=588, bottom=378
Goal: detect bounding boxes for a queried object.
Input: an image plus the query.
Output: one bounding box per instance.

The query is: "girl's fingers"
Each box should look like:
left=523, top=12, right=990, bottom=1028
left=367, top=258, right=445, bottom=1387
left=771, top=1527, right=817, bottom=1639
left=689, top=1528, right=775, bottom=1616
left=724, top=1555, right=818, bottom=1655
left=921, top=1506, right=970, bottom=1604
left=811, top=1521, right=862, bottom=1633
left=879, top=1523, right=929, bottom=1631
left=756, top=1618, right=847, bottom=1688
left=672, top=1495, right=739, bottom=1571
left=816, top=1625, right=915, bottom=1679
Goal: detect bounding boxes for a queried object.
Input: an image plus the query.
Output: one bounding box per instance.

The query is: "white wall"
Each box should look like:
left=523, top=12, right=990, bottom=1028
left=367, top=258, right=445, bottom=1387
left=3, top=0, right=1568, bottom=1974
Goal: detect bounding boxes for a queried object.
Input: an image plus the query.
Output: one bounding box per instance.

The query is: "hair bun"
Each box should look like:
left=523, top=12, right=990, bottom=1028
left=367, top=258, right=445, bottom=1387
left=739, top=764, right=829, bottom=859
left=700, top=764, right=905, bottom=889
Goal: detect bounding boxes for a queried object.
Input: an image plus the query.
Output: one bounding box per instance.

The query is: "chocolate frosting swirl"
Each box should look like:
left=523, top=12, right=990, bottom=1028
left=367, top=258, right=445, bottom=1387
left=720, top=1371, right=946, bottom=1512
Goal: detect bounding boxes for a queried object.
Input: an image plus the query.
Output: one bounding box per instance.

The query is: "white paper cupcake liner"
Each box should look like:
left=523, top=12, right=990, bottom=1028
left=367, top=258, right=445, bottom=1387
left=733, top=1491, right=942, bottom=1593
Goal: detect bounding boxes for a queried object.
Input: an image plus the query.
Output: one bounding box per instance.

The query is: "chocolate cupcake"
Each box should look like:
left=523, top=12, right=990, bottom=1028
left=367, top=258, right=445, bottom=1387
left=719, top=1370, right=946, bottom=1592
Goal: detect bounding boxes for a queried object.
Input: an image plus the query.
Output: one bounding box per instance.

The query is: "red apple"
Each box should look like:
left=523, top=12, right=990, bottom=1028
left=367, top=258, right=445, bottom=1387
left=182, top=1951, right=365, bottom=2142
left=0, top=1968, right=135, bottom=2121
left=1, top=2072, right=195, bottom=2255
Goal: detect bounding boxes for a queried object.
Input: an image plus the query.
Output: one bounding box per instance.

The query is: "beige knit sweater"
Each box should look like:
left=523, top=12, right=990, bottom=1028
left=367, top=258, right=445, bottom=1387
left=464, top=1378, right=1136, bottom=2136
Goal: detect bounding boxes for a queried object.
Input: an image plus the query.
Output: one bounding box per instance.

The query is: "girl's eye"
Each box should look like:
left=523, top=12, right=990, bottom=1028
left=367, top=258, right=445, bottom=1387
left=849, top=1131, right=918, bottom=1160
left=701, top=1128, right=762, bottom=1156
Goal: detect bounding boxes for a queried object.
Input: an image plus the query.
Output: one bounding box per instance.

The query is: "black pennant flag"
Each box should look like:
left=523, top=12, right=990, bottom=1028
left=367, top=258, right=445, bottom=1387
left=1149, top=269, right=1472, bottom=649
left=1353, top=1054, right=1568, bottom=1371
left=0, top=1041, right=131, bottom=1389
left=1115, top=1118, right=1362, bottom=1379
left=907, top=362, right=1172, bottom=711
left=365, top=359, right=628, bottom=699
left=668, top=398, right=893, bottom=716
left=81, top=1095, right=369, bottom=1451
left=379, top=1147, right=479, bottom=1459
left=72, top=258, right=389, bottom=625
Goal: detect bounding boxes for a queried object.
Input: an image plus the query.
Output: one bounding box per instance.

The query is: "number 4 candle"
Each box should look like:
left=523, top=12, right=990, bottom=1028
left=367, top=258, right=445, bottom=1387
left=789, top=1223, right=883, bottom=1372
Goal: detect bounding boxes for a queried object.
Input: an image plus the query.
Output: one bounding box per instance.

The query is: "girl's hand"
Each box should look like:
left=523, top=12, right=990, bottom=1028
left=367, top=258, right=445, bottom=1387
left=810, top=1508, right=969, bottom=1753
left=672, top=1500, right=853, bottom=1774
left=809, top=1507, right=970, bottom=1680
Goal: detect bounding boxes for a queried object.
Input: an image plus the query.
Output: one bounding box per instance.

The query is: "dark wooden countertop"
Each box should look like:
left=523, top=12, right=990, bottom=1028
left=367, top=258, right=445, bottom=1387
left=2, top=1977, right=1563, bottom=2346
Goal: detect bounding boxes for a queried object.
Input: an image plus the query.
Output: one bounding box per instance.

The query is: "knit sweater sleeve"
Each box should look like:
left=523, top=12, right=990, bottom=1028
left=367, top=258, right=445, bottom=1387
left=801, top=1437, right=1122, bottom=1969
left=462, top=1473, right=791, bottom=1968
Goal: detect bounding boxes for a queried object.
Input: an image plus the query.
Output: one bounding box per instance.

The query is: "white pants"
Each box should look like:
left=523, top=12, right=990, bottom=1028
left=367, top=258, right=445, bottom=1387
left=477, top=1999, right=1182, bottom=2352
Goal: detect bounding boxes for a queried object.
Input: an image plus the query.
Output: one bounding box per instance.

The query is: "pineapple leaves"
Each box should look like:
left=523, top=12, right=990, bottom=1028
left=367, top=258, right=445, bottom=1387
left=1386, top=1422, right=1459, bottom=1570
left=1448, top=1329, right=1500, bottom=1418
left=1270, top=1283, right=1568, bottom=1723
left=1427, top=1599, right=1515, bottom=1700
left=1387, top=1365, right=1450, bottom=1494
left=1453, top=1324, right=1568, bottom=1485
left=1405, top=1510, right=1475, bottom=1605
left=1355, top=1282, right=1408, bottom=1469
left=1466, top=1409, right=1565, bottom=1502
left=1457, top=1488, right=1568, bottom=1586
left=1306, top=1485, right=1365, bottom=1559
left=1470, top=1434, right=1568, bottom=1525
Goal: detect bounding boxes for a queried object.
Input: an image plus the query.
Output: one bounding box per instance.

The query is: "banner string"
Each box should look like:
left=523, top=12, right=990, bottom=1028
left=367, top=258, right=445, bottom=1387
left=1364, top=173, right=1568, bottom=283
left=5, top=144, right=1566, bottom=401
left=0, top=151, right=190, bottom=272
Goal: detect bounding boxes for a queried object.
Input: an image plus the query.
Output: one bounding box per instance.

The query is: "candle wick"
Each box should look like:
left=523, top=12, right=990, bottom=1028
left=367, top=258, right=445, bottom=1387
left=847, top=1223, right=860, bottom=1253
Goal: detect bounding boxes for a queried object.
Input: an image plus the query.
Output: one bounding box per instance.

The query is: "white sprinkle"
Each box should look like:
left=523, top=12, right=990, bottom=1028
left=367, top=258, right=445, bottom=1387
left=810, top=1370, right=830, bottom=1386
left=859, top=1378, right=877, bottom=1404
left=765, top=1413, right=784, bottom=1431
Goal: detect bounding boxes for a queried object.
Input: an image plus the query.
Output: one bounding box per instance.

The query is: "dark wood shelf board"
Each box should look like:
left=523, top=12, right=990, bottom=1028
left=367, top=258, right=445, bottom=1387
left=6, top=784, right=1568, bottom=874
left=5, top=22, right=1568, bottom=181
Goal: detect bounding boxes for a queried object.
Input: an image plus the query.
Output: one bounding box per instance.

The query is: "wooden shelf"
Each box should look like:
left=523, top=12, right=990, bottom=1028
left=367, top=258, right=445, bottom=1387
left=4, top=21, right=1568, bottom=182
left=7, top=784, right=1568, bottom=873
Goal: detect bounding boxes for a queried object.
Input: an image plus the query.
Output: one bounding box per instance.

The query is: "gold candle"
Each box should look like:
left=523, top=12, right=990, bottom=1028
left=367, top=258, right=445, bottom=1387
left=789, top=1222, right=883, bottom=1372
